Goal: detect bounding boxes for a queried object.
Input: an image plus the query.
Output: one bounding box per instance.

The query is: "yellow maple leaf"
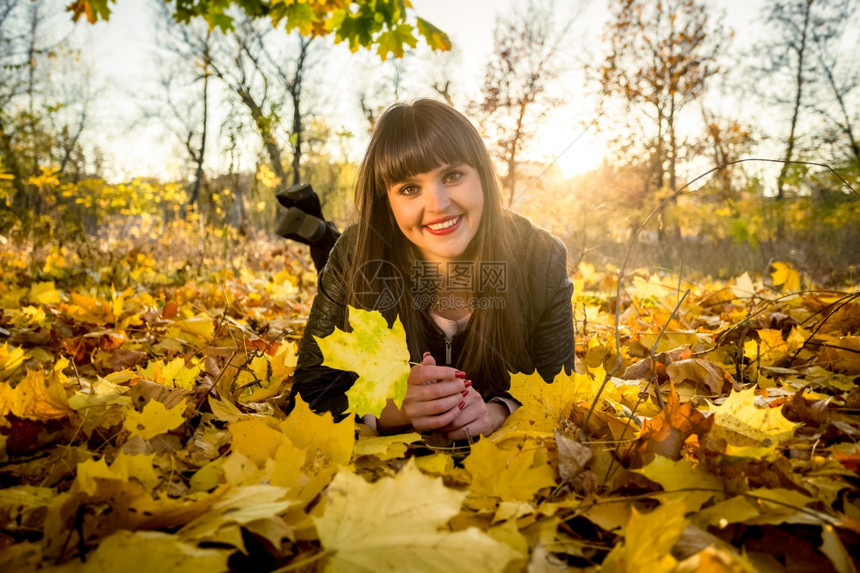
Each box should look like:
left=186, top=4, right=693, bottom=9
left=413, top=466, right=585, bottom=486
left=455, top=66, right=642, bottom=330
left=744, top=329, right=791, bottom=367
left=110, top=452, right=162, bottom=490
left=504, top=367, right=630, bottom=436
left=314, top=460, right=519, bottom=572
left=353, top=432, right=422, bottom=461
left=123, top=399, right=187, bottom=440
left=315, top=305, right=410, bottom=417
left=76, top=457, right=121, bottom=496
left=463, top=439, right=557, bottom=501
left=139, top=357, right=201, bottom=389
left=271, top=340, right=298, bottom=378
left=602, top=499, right=689, bottom=573
left=0, top=342, right=27, bottom=379
left=707, top=387, right=800, bottom=460
left=634, top=456, right=724, bottom=511
left=62, top=291, right=116, bottom=324
left=179, top=484, right=296, bottom=543
left=68, top=377, right=131, bottom=410
left=278, top=395, right=355, bottom=466
left=0, top=368, right=74, bottom=424
left=66, top=530, right=231, bottom=572
left=226, top=418, right=277, bottom=461
left=27, top=281, right=62, bottom=305
left=771, top=261, right=801, bottom=292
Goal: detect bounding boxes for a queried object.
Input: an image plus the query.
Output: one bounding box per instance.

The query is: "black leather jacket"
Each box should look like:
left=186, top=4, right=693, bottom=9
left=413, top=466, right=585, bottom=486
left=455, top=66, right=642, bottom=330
left=288, top=213, right=575, bottom=418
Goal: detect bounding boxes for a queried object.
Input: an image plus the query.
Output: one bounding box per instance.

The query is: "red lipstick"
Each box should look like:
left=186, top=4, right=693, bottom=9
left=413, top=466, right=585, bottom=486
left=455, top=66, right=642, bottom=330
left=424, top=215, right=462, bottom=235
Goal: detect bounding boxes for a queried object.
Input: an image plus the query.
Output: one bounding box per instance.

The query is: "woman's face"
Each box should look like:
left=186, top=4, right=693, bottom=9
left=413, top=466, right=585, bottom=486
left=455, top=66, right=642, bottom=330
left=386, top=163, right=484, bottom=264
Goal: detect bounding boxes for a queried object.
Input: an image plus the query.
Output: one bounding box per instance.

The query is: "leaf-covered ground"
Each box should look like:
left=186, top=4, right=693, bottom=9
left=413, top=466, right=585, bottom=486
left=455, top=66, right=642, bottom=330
left=0, top=226, right=859, bottom=572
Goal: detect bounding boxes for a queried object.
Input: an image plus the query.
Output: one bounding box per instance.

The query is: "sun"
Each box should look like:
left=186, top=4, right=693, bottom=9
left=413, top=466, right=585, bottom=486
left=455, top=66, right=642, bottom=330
left=547, top=129, right=607, bottom=179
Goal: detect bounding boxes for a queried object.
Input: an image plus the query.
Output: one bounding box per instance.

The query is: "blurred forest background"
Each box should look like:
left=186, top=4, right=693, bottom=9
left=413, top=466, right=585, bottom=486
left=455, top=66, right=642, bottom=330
left=1, top=0, right=858, bottom=285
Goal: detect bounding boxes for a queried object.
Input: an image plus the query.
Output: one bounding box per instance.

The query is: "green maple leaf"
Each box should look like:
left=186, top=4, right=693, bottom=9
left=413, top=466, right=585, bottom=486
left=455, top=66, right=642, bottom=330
left=416, top=18, right=452, bottom=52
left=281, top=2, right=317, bottom=36
left=315, top=305, right=410, bottom=417
left=376, top=23, right=417, bottom=61
left=66, top=0, right=115, bottom=24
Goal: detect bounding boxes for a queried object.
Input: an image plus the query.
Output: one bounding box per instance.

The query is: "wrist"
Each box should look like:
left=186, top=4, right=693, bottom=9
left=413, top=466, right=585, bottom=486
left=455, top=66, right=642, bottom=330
left=376, top=400, right=412, bottom=435
left=486, top=401, right=510, bottom=433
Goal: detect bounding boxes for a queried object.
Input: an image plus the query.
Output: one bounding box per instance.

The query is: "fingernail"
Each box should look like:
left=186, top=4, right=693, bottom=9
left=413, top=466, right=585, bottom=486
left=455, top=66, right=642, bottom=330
left=455, top=370, right=467, bottom=379
left=423, top=351, right=431, bottom=358
left=458, top=401, right=465, bottom=410
left=464, top=380, right=472, bottom=388
left=461, top=389, right=469, bottom=397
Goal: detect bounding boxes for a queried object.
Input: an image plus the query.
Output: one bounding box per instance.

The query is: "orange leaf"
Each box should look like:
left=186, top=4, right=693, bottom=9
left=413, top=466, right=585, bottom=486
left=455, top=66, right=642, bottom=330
left=638, top=384, right=713, bottom=460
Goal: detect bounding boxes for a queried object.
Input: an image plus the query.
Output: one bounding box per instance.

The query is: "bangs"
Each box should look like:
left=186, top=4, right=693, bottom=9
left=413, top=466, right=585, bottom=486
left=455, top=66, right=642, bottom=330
left=371, top=104, right=484, bottom=194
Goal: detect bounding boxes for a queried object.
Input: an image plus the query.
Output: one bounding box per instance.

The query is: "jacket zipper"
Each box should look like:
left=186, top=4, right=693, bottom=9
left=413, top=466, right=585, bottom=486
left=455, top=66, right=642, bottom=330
left=445, top=336, right=453, bottom=365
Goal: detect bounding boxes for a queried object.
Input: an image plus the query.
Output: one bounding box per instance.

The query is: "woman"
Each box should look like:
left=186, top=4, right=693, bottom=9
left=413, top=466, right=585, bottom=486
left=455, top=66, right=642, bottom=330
left=288, top=99, right=574, bottom=440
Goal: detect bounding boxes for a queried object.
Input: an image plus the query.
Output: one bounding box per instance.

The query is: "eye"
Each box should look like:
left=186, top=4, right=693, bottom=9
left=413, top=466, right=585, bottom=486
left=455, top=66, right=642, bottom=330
left=398, top=184, right=420, bottom=197
left=443, top=170, right=464, bottom=184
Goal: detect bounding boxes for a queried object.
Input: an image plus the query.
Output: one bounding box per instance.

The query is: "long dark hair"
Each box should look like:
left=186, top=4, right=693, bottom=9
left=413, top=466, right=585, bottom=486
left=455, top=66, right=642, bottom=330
left=344, top=99, right=531, bottom=396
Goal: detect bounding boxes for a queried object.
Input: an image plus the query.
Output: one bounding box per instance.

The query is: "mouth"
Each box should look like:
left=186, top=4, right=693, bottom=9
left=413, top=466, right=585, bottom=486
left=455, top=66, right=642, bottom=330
left=424, top=215, right=462, bottom=235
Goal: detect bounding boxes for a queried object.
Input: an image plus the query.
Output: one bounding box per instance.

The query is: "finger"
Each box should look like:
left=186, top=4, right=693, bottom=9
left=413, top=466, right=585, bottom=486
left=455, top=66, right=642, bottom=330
left=439, top=402, right=482, bottom=433
left=419, top=365, right=467, bottom=382
left=410, top=380, right=469, bottom=402
left=445, top=419, right=479, bottom=441
left=405, top=392, right=465, bottom=418
left=409, top=365, right=467, bottom=386
left=411, top=401, right=464, bottom=432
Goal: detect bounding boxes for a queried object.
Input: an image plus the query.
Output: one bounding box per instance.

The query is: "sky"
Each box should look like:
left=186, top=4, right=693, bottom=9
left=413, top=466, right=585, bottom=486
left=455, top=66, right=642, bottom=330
left=75, top=0, right=766, bottom=183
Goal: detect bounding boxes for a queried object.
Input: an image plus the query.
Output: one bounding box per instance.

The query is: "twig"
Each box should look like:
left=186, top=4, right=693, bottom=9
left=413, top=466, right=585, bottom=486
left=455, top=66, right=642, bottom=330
left=647, top=289, right=691, bottom=411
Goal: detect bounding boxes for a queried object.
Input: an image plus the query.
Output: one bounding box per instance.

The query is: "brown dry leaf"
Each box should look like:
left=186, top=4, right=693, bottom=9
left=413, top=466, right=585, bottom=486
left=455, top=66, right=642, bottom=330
left=638, top=384, right=713, bottom=460
left=554, top=430, right=597, bottom=495
left=817, top=336, right=860, bottom=374
left=666, top=358, right=736, bottom=395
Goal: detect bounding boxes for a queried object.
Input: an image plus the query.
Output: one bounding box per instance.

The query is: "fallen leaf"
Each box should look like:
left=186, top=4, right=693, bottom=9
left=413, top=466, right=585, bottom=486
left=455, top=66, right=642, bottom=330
left=634, top=456, right=723, bottom=511
left=314, top=460, right=519, bottom=572
left=601, top=499, right=689, bottom=573
left=638, top=383, right=713, bottom=460
left=464, top=439, right=557, bottom=501
left=123, top=399, right=187, bottom=440
left=0, top=368, right=76, bottom=423
left=706, top=387, right=800, bottom=460
left=666, top=358, right=735, bottom=394
left=57, top=529, right=232, bottom=572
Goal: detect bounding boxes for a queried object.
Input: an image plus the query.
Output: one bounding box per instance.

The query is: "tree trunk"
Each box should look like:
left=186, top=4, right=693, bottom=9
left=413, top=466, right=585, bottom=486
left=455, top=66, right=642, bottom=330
left=776, top=0, right=811, bottom=200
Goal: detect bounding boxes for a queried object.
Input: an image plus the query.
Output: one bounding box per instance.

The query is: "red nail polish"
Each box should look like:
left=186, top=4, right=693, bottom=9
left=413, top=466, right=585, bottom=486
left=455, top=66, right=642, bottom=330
left=464, top=380, right=472, bottom=388
left=455, top=370, right=466, bottom=378
left=461, top=389, right=469, bottom=397
left=458, top=401, right=465, bottom=410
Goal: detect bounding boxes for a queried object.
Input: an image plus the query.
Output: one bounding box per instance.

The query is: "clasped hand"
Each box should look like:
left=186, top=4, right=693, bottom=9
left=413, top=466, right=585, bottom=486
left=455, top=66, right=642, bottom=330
left=377, top=352, right=507, bottom=440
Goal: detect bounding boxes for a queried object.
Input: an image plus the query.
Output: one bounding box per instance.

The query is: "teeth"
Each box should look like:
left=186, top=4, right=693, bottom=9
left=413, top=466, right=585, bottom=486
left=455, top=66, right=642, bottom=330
left=427, top=216, right=460, bottom=231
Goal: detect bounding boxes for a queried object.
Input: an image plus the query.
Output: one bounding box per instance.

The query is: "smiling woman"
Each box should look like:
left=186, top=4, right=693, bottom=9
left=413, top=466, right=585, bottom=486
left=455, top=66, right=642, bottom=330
left=387, top=163, right=484, bottom=263
left=287, top=99, right=575, bottom=441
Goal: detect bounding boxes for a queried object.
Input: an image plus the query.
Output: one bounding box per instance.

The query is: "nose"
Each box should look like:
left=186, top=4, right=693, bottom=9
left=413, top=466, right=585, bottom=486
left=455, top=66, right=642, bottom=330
left=425, top=181, right=451, bottom=212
